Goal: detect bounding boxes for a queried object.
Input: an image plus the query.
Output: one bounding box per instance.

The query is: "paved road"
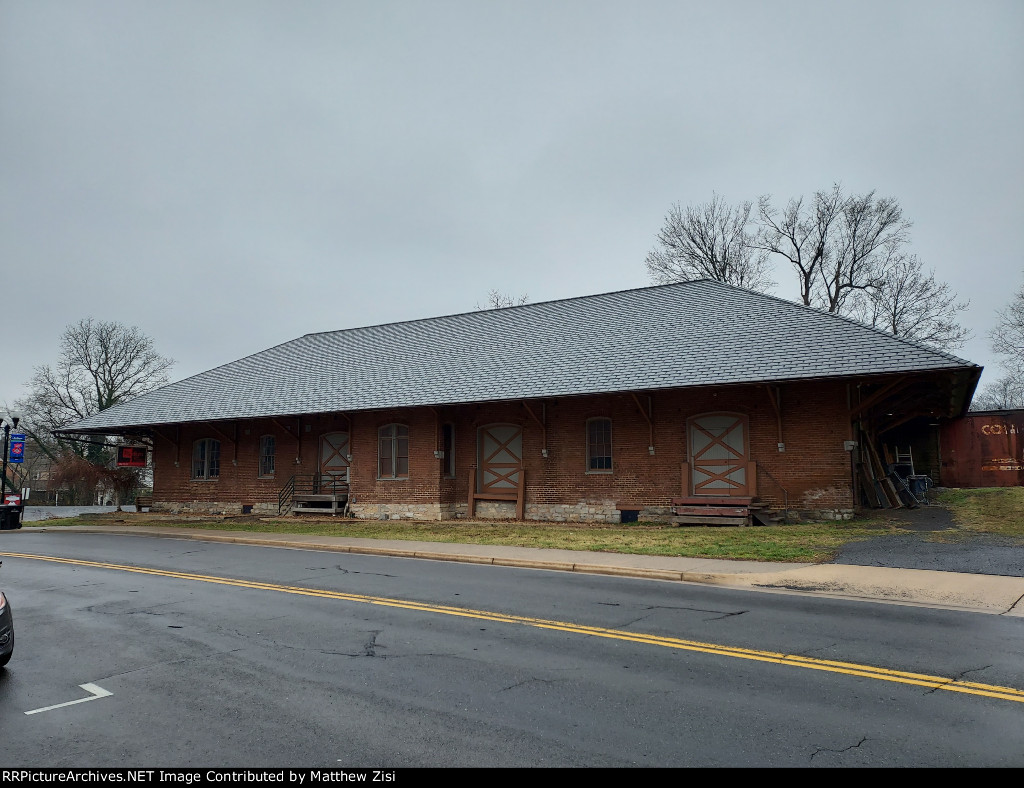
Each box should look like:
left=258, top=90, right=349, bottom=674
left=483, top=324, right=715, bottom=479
left=2, top=532, right=1023, bottom=767
left=832, top=506, right=1024, bottom=576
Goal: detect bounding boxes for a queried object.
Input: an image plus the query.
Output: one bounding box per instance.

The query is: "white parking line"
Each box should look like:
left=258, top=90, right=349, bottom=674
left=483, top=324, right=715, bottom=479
left=24, top=683, right=113, bottom=715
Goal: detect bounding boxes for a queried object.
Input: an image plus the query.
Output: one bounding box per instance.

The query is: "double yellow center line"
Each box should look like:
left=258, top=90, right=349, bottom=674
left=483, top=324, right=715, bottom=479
left=5, top=550, right=1023, bottom=704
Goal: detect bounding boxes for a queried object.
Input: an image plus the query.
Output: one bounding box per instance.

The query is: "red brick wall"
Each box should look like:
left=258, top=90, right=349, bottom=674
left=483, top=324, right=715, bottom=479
left=151, top=380, right=856, bottom=516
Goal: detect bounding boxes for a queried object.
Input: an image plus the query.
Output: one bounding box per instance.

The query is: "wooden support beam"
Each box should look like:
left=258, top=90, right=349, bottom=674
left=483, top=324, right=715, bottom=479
left=152, top=425, right=180, bottom=467
left=204, top=422, right=234, bottom=445
left=764, top=384, right=783, bottom=448
left=521, top=401, right=546, bottom=455
left=428, top=406, right=441, bottom=452
left=270, top=417, right=292, bottom=434
left=850, top=377, right=911, bottom=417
left=630, top=393, right=654, bottom=453
left=517, top=468, right=526, bottom=521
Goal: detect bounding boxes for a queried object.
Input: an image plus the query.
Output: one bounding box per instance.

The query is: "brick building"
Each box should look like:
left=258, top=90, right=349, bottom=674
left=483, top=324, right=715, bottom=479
left=61, top=281, right=980, bottom=523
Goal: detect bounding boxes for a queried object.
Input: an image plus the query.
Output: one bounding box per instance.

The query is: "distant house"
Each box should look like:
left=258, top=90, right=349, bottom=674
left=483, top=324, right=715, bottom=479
left=60, top=281, right=980, bottom=523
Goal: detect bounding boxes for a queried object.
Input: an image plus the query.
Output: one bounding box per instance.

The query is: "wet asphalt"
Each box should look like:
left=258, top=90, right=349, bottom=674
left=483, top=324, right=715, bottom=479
left=16, top=504, right=1024, bottom=578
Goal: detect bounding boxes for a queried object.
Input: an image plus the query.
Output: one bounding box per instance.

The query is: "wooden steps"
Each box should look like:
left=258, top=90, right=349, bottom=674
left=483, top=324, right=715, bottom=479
left=292, top=492, right=348, bottom=515
left=670, top=496, right=765, bottom=527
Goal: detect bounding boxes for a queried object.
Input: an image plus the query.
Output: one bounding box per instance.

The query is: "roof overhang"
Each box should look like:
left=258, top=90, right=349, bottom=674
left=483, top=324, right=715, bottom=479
left=55, top=365, right=982, bottom=438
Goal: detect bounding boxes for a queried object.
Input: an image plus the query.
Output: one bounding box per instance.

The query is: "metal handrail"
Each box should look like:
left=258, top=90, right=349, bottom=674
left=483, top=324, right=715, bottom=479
left=277, top=475, right=296, bottom=515
left=295, top=474, right=349, bottom=496
left=755, top=465, right=790, bottom=513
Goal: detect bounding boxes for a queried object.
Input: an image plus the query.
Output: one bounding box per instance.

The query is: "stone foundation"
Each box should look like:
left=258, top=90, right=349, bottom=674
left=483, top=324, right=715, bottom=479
left=155, top=498, right=850, bottom=524
left=791, top=508, right=855, bottom=522
left=153, top=500, right=244, bottom=515
left=348, top=502, right=445, bottom=521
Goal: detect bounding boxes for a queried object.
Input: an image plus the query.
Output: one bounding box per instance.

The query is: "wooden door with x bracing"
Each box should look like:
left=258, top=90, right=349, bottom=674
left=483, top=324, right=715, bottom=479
left=477, top=424, right=523, bottom=495
left=687, top=413, right=750, bottom=497
left=318, top=431, right=350, bottom=493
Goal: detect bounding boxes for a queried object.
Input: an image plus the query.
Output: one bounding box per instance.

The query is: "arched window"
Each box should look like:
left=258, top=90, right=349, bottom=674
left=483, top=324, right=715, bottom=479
left=586, top=418, right=613, bottom=472
left=258, top=435, right=276, bottom=477
left=192, top=438, right=221, bottom=480
left=378, top=424, right=409, bottom=479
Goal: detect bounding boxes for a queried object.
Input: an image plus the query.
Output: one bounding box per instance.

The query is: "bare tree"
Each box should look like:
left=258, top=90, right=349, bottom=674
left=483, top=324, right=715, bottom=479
left=755, top=184, right=911, bottom=314
left=104, top=465, right=145, bottom=511
left=754, top=184, right=845, bottom=307
left=47, top=453, right=108, bottom=505
left=645, top=195, right=773, bottom=290
left=15, top=318, right=174, bottom=460
left=972, top=274, right=1024, bottom=410
left=820, top=191, right=911, bottom=314
left=476, top=290, right=529, bottom=310
left=852, top=254, right=970, bottom=351
left=969, top=370, right=1024, bottom=411
left=990, top=275, right=1024, bottom=360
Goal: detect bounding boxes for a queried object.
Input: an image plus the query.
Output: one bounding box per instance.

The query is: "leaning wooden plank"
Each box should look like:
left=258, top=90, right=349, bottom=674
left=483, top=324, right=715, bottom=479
left=859, top=471, right=881, bottom=508
left=882, top=477, right=904, bottom=509
left=867, top=441, right=901, bottom=507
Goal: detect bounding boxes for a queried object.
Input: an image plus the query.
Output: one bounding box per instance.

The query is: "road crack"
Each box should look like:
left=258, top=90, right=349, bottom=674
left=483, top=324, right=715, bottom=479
left=500, top=677, right=558, bottom=692
left=926, top=664, right=994, bottom=694
left=810, top=737, right=868, bottom=760
left=794, top=642, right=838, bottom=657
left=364, top=630, right=382, bottom=657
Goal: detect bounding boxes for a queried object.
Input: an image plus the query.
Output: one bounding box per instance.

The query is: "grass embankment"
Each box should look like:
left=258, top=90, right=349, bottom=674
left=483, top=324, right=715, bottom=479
left=27, top=487, right=1022, bottom=563
left=934, top=487, right=1024, bottom=539
left=27, top=513, right=907, bottom=563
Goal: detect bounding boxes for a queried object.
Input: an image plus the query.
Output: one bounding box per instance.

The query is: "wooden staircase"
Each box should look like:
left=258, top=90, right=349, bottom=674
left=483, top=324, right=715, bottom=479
left=671, top=497, right=773, bottom=527
left=279, top=474, right=350, bottom=516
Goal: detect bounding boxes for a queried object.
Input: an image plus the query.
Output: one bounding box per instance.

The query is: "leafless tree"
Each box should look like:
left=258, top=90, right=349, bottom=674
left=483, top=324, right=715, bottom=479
left=820, top=191, right=911, bottom=314
left=47, top=453, right=108, bottom=505
left=645, top=195, right=774, bottom=291
left=755, top=184, right=911, bottom=315
left=477, top=290, right=529, bottom=310
left=104, top=465, right=145, bottom=511
left=990, top=275, right=1024, bottom=360
left=969, top=370, right=1024, bottom=411
left=851, top=254, right=970, bottom=351
left=15, top=318, right=174, bottom=460
left=754, top=184, right=845, bottom=308
left=972, top=274, right=1024, bottom=410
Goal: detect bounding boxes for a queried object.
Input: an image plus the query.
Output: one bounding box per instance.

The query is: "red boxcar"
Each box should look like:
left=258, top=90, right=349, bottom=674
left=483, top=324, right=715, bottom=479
left=940, top=411, right=1024, bottom=487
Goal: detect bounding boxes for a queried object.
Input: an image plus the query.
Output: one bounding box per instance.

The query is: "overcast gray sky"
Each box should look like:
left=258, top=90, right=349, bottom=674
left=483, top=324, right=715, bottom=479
left=2, top=0, right=1022, bottom=412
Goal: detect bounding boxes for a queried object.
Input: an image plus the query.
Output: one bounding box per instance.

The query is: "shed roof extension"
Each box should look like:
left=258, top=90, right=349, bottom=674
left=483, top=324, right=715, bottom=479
left=64, top=280, right=980, bottom=433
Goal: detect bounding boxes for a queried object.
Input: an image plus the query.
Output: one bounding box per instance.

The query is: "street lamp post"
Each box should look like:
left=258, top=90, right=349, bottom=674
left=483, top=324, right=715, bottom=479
left=1, top=414, right=21, bottom=528
left=1, top=413, right=19, bottom=500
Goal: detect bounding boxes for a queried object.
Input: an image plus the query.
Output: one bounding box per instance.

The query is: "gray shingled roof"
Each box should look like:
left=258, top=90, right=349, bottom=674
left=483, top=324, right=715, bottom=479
left=64, top=280, right=979, bottom=432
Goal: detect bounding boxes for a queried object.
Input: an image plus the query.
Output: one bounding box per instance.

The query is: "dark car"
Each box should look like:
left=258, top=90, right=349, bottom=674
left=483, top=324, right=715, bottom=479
left=0, top=561, right=12, bottom=667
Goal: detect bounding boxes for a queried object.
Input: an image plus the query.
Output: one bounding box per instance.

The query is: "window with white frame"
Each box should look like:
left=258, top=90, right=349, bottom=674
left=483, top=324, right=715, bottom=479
left=586, top=418, right=612, bottom=472
left=258, top=435, right=275, bottom=477
left=378, top=424, right=409, bottom=479
left=192, top=438, right=221, bottom=480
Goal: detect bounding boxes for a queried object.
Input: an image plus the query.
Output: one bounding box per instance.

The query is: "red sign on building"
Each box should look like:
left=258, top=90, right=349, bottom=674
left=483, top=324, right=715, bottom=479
left=117, top=446, right=148, bottom=467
